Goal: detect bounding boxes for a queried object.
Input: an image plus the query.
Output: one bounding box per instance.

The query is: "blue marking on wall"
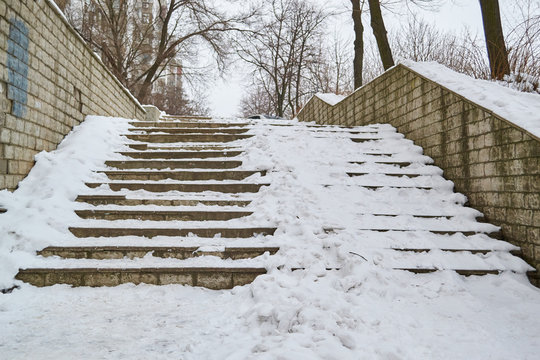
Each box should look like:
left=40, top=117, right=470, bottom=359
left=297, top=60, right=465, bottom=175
left=7, top=18, right=29, bottom=118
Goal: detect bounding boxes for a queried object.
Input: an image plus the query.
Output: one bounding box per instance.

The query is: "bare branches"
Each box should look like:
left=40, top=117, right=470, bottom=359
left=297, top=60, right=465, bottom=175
left=63, top=0, right=256, bottom=111
left=237, top=0, right=330, bottom=118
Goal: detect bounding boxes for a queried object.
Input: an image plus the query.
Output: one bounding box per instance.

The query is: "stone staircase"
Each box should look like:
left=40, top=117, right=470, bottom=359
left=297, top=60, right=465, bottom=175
left=16, top=116, right=278, bottom=289
left=14, top=118, right=534, bottom=288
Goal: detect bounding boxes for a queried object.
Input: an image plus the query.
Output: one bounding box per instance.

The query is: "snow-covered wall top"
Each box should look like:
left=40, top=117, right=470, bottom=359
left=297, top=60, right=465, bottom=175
left=0, top=0, right=146, bottom=190
left=400, top=60, right=540, bottom=139
left=315, top=93, right=346, bottom=106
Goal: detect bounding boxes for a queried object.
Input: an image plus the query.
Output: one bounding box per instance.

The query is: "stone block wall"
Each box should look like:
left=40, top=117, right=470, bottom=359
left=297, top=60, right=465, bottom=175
left=298, top=64, right=540, bottom=284
left=0, top=0, right=145, bottom=190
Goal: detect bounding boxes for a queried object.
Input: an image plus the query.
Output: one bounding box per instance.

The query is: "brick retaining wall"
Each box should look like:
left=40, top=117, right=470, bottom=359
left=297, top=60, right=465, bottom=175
left=0, top=0, right=145, bottom=190
left=297, top=64, right=540, bottom=285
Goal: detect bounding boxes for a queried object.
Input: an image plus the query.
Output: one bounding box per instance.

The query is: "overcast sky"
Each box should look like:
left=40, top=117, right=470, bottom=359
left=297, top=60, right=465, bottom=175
left=207, top=0, right=520, bottom=117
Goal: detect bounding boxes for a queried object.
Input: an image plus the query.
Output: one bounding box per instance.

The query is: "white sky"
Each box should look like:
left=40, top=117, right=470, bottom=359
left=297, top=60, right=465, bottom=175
left=208, top=0, right=517, bottom=117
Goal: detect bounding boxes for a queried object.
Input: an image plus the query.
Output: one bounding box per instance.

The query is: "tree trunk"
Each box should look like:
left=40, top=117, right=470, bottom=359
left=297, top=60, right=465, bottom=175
left=351, top=0, right=364, bottom=89
left=367, top=0, right=394, bottom=70
left=479, top=0, right=510, bottom=80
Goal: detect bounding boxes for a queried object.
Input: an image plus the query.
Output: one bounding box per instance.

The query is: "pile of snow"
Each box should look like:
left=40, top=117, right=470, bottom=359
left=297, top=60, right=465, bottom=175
left=315, top=92, right=346, bottom=106
left=0, top=116, right=132, bottom=288
left=0, top=116, right=539, bottom=358
left=401, top=60, right=540, bottom=138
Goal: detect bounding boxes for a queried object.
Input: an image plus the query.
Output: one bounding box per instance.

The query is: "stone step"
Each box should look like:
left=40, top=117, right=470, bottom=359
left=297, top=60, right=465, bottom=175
left=127, top=145, right=239, bottom=151
left=118, top=150, right=243, bottom=159
left=350, top=138, right=385, bottom=143
left=350, top=161, right=412, bottom=167
left=396, top=268, right=505, bottom=276
left=349, top=228, right=502, bottom=238
left=390, top=248, right=522, bottom=255
left=85, top=182, right=269, bottom=193
left=128, top=127, right=249, bottom=134
left=75, top=195, right=251, bottom=207
left=347, top=172, right=422, bottom=178
left=16, top=267, right=266, bottom=289
left=289, top=267, right=527, bottom=276
left=38, top=246, right=279, bottom=260
left=323, top=184, right=434, bottom=190
left=125, top=134, right=252, bottom=143
left=100, top=170, right=264, bottom=181
left=162, top=115, right=213, bottom=120
left=105, top=160, right=242, bottom=169
left=75, top=209, right=253, bottom=221
left=129, top=121, right=248, bottom=128
left=69, top=227, right=277, bottom=238
left=356, top=213, right=455, bottom=219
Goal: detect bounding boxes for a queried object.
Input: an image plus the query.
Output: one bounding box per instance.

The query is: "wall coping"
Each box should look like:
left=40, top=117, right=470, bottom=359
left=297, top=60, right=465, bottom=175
left=44, top=0, right=145, bottom=115
left=299, top=63, right=540, bottom=143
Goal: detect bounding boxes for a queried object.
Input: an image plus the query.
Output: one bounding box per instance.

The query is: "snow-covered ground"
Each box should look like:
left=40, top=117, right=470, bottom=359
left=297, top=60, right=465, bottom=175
left=1, top=116, right=539, bottom=359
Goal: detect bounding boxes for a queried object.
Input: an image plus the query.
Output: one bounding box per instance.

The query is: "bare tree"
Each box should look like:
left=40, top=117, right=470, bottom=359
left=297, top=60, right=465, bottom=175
left=351, top=0, right=365, bottom=88
left=240, top=83, right=275, bottom=117
left=64, top=0, right=255, bottom=108
left=367, top=0, right=394, bottom=70
left=479, top=0, right=510, bottom=80
left=237, top=0, right=328, bottom=117
left=392, top=16, right=489, bottom=79
left=505, top=0, right=540, bottom=92
left=306, top=32, right=353, bottom=95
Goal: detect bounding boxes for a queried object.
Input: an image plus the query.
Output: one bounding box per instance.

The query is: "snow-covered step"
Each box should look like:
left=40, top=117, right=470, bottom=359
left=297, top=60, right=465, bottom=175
left=38, top=246, right=279, bottom=260
left=324, top=184, right=435, bottom=190
left=105, top=159, right=242, bottom=169
left=85, top=182, right=269, bottom=193
left=75, top=209, right=253, bottom=221
left=350, top=160, right=413, bottom=167
left=127, top=144, right=242, bottom=151
left=16, top=267, right=266, bottom=288
left=349, top=137, right=388, bottom=143
left=128, top=127, right=250, bottom=134
left=68, top=226, right=277, bottom=238
left=100, top=170, right=265, bottom=181
left=343, top=228, right=501, bottom=238
left=129, top=121, right=250, bottom=128
left=75, top=195, right=252, bottom=207
left=118, top=150, right=243, bottom=159
left=125, top=133, right=252, bottom=143
left=347, top=172, right=426, bottom=178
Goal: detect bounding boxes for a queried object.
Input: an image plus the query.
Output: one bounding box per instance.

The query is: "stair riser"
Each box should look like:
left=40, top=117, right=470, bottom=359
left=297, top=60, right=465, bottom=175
left=347, top=173, right=421, bottom=178
left=350, top=162, right=412, bottom=167
left=16, top=269, right=265, bottom=289
left=75, top=197, right=251, bottom=207
left=119, top=151, right=242, bottom=159
left=85, top=183, right=268, bottom=193
left=69, top=227, right=276, bottom=238
left=75, top=210, right=252, bottom=221
left=129, top=128, right=249, bottom=134
left=351, top=138, right=384, bottom=143
left=126, top=134, right=252, bottom=143
left=129, top=122, right=249, bottom=128
left=103, top=171, right=263, bottom=181
left=105, top=160, right=242, bottom=169
left=39, top=248, right=278, bottom=260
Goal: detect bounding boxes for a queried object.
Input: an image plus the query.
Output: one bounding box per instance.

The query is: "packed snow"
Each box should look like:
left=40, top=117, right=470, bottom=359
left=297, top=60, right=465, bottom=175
left=0, top=115, right=539, bottom=359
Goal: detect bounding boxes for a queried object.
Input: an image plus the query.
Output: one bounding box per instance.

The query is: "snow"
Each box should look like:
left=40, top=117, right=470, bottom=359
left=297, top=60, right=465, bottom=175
left=1, top=116, right=539, bottom=358
left=316, top=92, right=346, bottom=106
left=0, top=116, right=131, bottom=288
left=401, top=60, right=540, bottom=138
